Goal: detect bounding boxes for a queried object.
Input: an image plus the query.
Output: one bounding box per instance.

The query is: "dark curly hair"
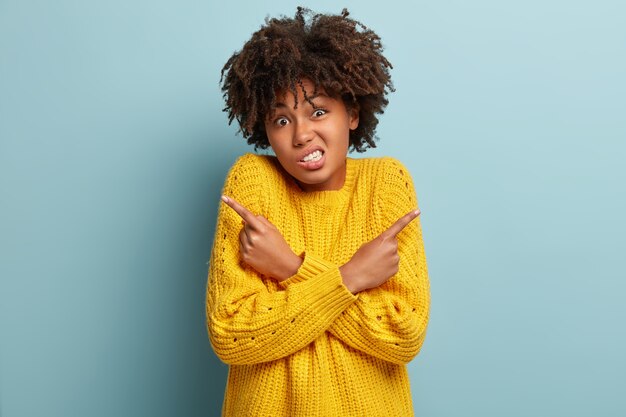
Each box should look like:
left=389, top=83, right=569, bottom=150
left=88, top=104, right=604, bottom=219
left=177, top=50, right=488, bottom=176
left=220, top=7, right=394, bottom=152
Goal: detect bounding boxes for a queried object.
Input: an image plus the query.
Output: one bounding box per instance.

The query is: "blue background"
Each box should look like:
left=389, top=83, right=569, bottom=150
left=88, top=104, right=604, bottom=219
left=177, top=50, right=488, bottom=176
left=1, top=0, right=624, bottom=416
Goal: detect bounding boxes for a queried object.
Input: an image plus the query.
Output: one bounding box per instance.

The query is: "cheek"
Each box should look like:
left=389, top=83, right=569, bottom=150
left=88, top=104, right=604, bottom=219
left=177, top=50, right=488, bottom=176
left=333, top=125, right=351, bottom=150
left=267, top=135, right=283, bottom=154
left=269, top=140, right=287, bottom=156
left=266, top=128, right=292, bottom=154
left=268, top=142, right=294, bottom=169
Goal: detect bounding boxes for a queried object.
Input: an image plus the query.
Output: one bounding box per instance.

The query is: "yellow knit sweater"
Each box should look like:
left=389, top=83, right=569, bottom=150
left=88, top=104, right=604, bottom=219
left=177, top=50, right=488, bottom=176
left=206, top=153, right=430, bottom=417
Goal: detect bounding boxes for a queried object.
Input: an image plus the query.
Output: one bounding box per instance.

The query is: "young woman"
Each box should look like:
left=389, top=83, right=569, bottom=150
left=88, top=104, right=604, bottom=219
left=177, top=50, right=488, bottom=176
left=206, top=7, right=431, bottom=416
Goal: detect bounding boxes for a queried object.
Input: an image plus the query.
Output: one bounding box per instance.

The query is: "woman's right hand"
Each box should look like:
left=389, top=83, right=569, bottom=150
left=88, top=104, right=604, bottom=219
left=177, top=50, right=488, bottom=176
left=339, top=209, right=420, bottom=294
left=221, top=195, right=303, bottom=282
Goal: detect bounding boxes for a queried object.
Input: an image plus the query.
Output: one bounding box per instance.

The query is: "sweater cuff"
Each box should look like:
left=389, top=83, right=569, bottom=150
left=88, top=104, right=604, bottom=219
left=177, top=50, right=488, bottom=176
left=279, top=252, right=339, bottom=288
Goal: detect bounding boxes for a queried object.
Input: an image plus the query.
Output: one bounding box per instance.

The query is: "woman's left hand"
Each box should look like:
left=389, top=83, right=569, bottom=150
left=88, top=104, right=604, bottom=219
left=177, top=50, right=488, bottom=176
left=221, top=195, right=303, bottom=281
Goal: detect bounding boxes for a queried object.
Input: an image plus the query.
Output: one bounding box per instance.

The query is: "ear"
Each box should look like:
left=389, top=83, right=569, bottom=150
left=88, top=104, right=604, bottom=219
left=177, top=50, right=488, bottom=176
left=348, top=105, right=359, bottom=130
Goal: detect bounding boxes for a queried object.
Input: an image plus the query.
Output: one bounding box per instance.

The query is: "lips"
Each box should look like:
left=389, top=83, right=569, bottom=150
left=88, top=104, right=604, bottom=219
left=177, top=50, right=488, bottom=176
left=296, top=147, right=326, bottom=170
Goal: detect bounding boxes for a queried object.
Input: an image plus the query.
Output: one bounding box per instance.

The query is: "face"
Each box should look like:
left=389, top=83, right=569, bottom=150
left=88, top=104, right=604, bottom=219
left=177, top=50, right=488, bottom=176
left=264, top=79, right=359, bottom=192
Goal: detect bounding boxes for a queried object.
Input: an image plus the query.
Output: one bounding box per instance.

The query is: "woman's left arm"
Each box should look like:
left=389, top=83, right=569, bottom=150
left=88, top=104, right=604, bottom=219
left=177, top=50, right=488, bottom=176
left=326, top=158, right=431, bottom=365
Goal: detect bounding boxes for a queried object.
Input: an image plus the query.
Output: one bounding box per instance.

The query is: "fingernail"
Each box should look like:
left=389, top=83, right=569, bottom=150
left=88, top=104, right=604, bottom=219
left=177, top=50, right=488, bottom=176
left=221, top=195, right=229, bottom=203
left=414, top=209, right=421, bottom=216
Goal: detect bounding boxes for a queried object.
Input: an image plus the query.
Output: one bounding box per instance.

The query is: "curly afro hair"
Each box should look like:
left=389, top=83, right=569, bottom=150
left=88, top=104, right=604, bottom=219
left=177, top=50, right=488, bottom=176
left=220, top=7, right=394, bottom=152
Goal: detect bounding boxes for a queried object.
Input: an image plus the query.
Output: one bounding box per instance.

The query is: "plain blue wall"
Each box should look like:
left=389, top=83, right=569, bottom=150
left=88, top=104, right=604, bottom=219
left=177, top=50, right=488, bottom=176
left=1, top=0, right=625, bottom=416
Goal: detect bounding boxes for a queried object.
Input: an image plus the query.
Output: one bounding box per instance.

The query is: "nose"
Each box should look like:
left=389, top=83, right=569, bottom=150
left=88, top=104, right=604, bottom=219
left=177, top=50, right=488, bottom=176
left=292, top=120, right=314, bottom=147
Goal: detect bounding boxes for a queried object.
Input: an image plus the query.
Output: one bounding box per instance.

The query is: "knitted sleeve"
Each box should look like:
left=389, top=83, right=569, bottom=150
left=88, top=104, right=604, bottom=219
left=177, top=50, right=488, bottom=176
left=326, top=158, right=431, bottom=365
left=205, top=154, right=357, bottom=365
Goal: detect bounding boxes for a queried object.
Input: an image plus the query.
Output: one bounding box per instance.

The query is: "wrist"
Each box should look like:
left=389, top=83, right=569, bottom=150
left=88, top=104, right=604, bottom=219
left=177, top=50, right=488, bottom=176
left=276, top=252, right=303, bottom=281
left=339, top=263, right=361, bottom=294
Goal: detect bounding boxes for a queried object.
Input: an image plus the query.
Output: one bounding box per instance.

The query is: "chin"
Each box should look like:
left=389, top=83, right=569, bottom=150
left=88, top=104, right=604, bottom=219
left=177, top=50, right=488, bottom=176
left=295, top=176, right=321, bottom=187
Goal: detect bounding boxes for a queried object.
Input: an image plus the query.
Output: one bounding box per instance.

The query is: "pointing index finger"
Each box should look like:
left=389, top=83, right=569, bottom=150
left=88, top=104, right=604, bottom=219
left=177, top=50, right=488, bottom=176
left=384, top=209, right=421, bottom=238
left=221, top=195, right=258, bottom=225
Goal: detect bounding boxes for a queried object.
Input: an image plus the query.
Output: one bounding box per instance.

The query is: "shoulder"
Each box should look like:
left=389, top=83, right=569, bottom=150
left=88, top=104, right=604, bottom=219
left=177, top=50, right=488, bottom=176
left=352, top=156, right=413, bottom=186
left=222, top=153, right=287, bottom=214
left=225, top=153, right=286, bottom=185
left=222, top=154, right=267, bottom=213
left=379, top=157, right=414, bottom=190
left=356, top=156, right=417, bottom=208
left=228, top=153, right=276, bottom=175
left=378, top=156, right=411, bottom=175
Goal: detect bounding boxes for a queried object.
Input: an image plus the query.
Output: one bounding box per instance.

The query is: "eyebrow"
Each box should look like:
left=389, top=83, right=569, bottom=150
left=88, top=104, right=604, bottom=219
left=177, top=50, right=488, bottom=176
left=274, top=93, right=329, bottom=108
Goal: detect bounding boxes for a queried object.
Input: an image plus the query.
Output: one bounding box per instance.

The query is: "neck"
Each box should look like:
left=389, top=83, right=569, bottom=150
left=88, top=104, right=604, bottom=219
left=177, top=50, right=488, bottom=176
left=296, top=162, right=347, bottom=192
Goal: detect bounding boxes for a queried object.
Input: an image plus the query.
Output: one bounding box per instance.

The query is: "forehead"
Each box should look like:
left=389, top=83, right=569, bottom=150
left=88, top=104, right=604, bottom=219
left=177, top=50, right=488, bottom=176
left=274, top=81, right=329, bottom=103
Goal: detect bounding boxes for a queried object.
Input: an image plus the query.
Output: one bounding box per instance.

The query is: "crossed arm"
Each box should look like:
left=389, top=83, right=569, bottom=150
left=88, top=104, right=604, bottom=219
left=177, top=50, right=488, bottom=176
left=210, top=197, right=428, bottom=364
left=220, top=194, right=420, bottom=294
left=206, top=159, right=429, bottom=365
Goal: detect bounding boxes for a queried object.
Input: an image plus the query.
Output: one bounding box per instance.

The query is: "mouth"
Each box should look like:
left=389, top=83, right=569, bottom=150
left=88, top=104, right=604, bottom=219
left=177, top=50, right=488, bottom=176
left=299, top=149, right=324, bottom=163
left=297, top=149, right=326, bottom=170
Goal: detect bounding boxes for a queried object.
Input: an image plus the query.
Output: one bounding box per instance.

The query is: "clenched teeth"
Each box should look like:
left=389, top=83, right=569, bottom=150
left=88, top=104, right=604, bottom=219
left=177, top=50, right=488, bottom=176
left=302, top=150, right=323, bottom=162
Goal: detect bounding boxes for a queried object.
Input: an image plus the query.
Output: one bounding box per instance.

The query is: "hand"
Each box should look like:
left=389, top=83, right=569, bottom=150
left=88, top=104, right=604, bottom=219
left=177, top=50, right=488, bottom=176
left=339, top=209, right=421, bottom=294
left=221, top=195, right=303, bottom=281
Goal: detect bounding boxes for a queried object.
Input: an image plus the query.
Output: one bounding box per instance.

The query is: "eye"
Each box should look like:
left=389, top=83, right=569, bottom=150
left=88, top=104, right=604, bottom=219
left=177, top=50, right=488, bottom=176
left=274, top=117, right=289, bottom=127
left=312, top=109, right=327, bottom=118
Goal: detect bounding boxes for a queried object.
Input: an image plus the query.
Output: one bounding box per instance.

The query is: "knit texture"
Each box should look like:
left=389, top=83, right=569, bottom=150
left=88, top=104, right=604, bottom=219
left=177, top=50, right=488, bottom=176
left=206, top=153, right=430, bottom=417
